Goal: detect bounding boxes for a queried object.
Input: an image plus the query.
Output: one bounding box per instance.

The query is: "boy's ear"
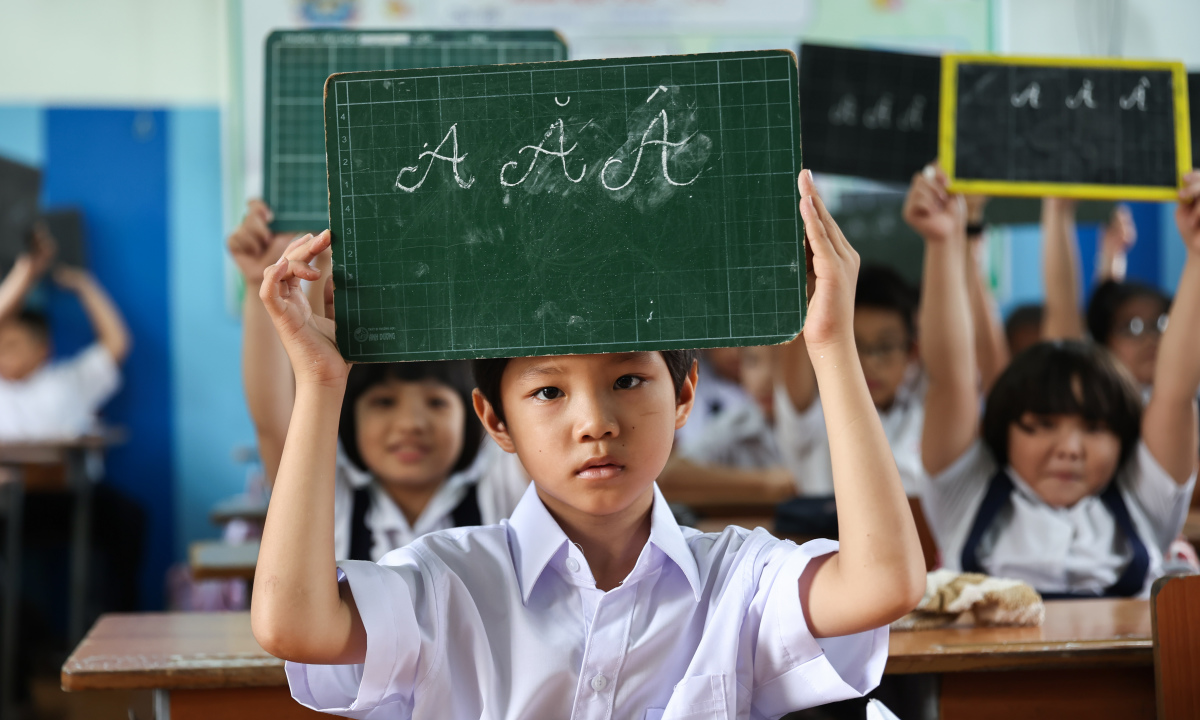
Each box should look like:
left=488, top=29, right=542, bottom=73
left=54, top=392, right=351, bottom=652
left=472, top=388, right=517, bottom=453
left=674, top=359, right=699, bottom=430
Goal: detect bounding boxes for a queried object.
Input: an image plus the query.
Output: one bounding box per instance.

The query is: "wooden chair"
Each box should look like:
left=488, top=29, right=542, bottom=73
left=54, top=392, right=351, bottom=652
left=1151, top=573, right=1200, bottom=719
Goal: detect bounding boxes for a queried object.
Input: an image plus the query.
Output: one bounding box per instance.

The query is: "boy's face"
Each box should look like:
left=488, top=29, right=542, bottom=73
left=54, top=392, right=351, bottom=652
left=354, top=377, right=466, bottom=489
left=1106, top=295, right=1167, bottom=387
left=853, top=308, right=914, bottom=409
left=0, top=321, right=50, bottom=382
left=477, top=352, right=696, bottom=522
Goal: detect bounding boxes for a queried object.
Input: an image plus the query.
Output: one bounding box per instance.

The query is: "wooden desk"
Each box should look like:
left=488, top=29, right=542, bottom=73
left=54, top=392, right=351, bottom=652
left=189, top=541, right=259, bottom=581
left=0, top=431, right=124, bottom=719
left=888, top=599, right=1154, bottom=720
left=62, top=612, right=321, bottom=720
left=1184, top=509, right=1200, bottom=547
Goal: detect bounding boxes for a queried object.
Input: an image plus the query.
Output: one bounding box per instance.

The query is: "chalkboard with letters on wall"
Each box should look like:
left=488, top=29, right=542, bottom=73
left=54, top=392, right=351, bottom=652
left=941, top=54, right=1192, bottom=200
left=798, top=43, right=941, bottom=184
left=323, top=50, right=806, bottom=362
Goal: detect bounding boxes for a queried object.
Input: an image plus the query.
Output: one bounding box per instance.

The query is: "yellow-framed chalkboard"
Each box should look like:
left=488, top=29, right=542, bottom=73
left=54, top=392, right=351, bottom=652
left=939, top=54, right=1191, bottom=201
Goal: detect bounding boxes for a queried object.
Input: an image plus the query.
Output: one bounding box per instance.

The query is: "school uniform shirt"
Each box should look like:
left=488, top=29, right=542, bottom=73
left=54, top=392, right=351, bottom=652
left=0, top=343, right=120, bottom=441
left=674, top=357, right=752, bottom=447
left=677, top=401, right=782, bottom=469
left=331, top=441, right=524, bottom=562
left=287, top=482, right=888, bottom=719
left=774, top=378, right=926, bottom=496
left=920, top=440, right=1196, bottom=597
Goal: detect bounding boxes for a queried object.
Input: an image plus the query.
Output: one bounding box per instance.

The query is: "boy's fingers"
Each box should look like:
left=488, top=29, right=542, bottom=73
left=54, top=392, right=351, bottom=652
left=800, top=196, right=834, bottom=260
left=284, top=230, right=332, bottom=265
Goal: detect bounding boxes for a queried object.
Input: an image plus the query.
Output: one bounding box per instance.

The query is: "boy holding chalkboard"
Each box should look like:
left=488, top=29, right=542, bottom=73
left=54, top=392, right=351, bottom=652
left=251, top=171, right=925, bottom=717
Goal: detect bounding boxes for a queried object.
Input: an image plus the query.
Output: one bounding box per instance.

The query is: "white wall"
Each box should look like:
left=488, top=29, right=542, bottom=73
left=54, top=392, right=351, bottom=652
left=1002, top=0, right=1200, bottom=65
left=0, top=0, right=229, bottom=104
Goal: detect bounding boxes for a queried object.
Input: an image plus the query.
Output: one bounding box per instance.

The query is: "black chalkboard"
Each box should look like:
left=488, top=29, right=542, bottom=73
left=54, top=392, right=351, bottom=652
left=942, top=55, right=1190, bottom=200
left=1189, top=72, right=1200, bottom=158
left=264, top=29, right=567, bottom=231
left=0, top=156, right=40, bottom=274
left=799, top=43, right=940, bottom=184
left=42, top=208, right=87, bottom=269
left=324, top=50, right=805, bottom=362
left=832, top=193, right=923, bottom=286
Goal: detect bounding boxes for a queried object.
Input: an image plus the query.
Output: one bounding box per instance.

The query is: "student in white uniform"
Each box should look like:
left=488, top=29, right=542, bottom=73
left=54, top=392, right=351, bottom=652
left=776, top=264, right=927, bottom=496
left=0, top=228, right=129, bottom=439
left=228, top=202, right=525, bottom=562
left=248, top=172, right=926, bottom=718
left=912, top=165, right=1200, bottom=599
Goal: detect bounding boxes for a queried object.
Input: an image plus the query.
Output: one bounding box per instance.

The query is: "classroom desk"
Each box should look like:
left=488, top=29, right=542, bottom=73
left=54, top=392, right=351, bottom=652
left=0, top=431, right=124, bottom=719
left=189, top=540, right=259, bottom=581
left=1184, top=508, right=1200, bottom=547
left=65, top=599, right=1153, bottom=720
left=888, top=598, right=1154, bottom=720
left=208, top=493, right=269, bottom=526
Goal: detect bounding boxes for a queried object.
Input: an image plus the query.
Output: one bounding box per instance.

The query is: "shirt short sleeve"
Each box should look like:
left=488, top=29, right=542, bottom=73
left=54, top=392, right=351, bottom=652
left=1124, top=441, right=1197, bottom=550
left=286, top=556, right=440, bottom=717
left=916, top=440, right=995, bottom=561
left=56, top=343, right=121, bottom=414
left=748, top=538, right=888, bottom=717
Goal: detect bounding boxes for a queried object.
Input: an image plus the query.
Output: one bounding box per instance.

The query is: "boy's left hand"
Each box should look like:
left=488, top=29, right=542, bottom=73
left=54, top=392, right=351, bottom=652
left=1176, top=170, right=1200, bottom=254
left=798, top=169, right=860, bottom=352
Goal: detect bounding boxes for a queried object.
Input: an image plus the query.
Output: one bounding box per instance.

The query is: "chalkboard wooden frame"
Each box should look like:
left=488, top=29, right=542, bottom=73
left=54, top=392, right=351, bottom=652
left=940, top=54, right=1192, bottom=200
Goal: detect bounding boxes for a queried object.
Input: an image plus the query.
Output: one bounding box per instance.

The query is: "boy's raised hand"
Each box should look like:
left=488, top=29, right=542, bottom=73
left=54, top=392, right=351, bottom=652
left=1175, top=170, right=1200, bottom=254
left=228, top=200, right=300, bottom=284
left=798, top=169, right=860, bottom=351
left=903, top=164, right=965, bottom=243
left=260, top=230, right=348, bottom=386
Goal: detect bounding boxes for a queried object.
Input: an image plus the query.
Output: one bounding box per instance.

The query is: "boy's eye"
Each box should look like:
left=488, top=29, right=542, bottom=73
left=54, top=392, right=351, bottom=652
left=368, top=395, right=396, bottom=409
left=614, top=375, right=644, bottom=390
left=428, top=396, right=449, bottom=409
left=533, top=387, right=563, bottom=401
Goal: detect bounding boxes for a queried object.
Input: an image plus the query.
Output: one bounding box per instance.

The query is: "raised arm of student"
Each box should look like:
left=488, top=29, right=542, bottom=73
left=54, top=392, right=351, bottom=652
left=777, top=325, right=818, bottom=415
left=796, top=170, right=925, bottom=638
left=1096, top=205, right=1136, bottom=283
left=964, top=195, right=1010, bottom=391
left=251, top=230, right=367, bottom=664
left=908, top=167, right=976, bottom=477
left=1143, top=171, right=1200, bottom=484
left=228, top=200, right=306, bottom=483
left=0, top=226, right=55, bottom=321
left=53, top=267, right=131, bottom=363
left=1040, top=197, right=1086, bottom=340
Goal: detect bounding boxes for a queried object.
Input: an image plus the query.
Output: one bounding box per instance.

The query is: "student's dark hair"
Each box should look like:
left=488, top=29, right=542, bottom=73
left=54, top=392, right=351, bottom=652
left=854, top=264, right=917, bottom=342
left=6, top=309, right=50, bottom=343
left=1004, top=304, right=1044, bottom=346
left=981, top=340, right=1142, bottom=471
left=1086, top=279, right=1171, bottom=347
left=338, top=361, right=483, bottom=475
left=473, top=350, right=698, bottom=424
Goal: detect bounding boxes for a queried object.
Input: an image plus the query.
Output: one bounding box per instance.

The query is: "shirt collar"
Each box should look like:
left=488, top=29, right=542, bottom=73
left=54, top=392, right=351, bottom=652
left=505, top=482, right=702, bottom=604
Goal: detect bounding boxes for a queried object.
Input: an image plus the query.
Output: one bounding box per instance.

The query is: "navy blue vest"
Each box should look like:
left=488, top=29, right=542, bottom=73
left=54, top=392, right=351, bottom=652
left=349, top=483, right=482, bottom=562
left=959, top=471, right=1150, bottom=599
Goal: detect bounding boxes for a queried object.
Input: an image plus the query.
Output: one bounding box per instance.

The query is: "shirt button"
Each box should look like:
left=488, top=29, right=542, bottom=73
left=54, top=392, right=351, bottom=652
left=565, top=557, right=581, bottom=573
left=590, top=674, right=607, bottom=691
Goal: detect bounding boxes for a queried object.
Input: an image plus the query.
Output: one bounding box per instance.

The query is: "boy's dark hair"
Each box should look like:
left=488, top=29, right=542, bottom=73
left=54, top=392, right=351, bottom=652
left=473, top=350, right=698, bottom=425
left=982, top=341, right=1142, bottom=471
left=854, top=264, right=918, bottom=342
left=339, top=361, right=483, bottom=475
left=6, top=309, right=51, bottom=343
left=1086, top=280, right=1171, bottom=346
left=1004, top=304, right=1044, bottom=346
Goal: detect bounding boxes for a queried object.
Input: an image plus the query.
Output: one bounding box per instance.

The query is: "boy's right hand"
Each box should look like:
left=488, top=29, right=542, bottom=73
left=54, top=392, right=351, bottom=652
left=228, top=200, right=300, bottom=285
left=903, top=164, right=965, bottom=243
left=260, top=231, right=348, bottom=386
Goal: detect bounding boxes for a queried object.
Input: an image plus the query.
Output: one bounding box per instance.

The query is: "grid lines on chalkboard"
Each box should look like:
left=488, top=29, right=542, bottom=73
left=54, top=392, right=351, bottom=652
left=328, top=52, right=804, bottom=361
left=264, top=31, right=566, bottom=231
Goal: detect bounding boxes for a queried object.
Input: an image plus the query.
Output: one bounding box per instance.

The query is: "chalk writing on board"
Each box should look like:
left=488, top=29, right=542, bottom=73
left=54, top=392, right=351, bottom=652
left=395, top=123, right=476, bottom=192
left=1065, top=80, right=1097, bottom=109
left=828, top=93, right=928, bottom=131
left=1011, top=82, right=1042, bottom=108
left=501, top=118, right=588, bottom=187
left=601, top=109, right=703, bottom=190
left=1120, top=77, right=1150, bottom=111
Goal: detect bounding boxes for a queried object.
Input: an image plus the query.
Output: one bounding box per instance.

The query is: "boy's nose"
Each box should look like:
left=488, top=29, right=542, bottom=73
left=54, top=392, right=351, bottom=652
left=574, top=393, right=619, bottom=441
left=1054, top=428, right=1085, bottom=458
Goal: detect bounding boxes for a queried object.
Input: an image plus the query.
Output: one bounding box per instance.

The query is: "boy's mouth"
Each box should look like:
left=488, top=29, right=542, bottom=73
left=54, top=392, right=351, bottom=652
left=575, top=455, right=624, bottom=480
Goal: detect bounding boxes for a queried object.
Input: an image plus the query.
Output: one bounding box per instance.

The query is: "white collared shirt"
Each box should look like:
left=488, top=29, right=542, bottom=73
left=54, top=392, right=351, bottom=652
left=921, top=440, right=1196, bottom=597
left=287, top=483, right=886, bottom=719
left=0, top=343, right=120, bottom=441
left=678, top=401, right=782, bottom=469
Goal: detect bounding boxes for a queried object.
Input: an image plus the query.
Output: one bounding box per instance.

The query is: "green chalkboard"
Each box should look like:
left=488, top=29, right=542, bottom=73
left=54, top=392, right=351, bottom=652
left=324, top=50, right=805, bottom=362
left=264, top=29, right=567, bottom=231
